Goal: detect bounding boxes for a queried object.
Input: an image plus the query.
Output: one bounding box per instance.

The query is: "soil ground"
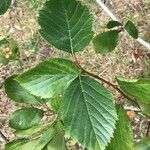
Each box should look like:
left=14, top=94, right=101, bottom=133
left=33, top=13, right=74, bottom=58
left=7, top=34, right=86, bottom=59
left=0, top=0, right=150, bottom=149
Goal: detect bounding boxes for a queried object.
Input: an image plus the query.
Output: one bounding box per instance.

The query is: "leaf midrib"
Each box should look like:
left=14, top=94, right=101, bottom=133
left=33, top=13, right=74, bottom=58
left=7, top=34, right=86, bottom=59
left=78, top=75, right=101, bottom=149
left=62, top=1, right=74, bottom=54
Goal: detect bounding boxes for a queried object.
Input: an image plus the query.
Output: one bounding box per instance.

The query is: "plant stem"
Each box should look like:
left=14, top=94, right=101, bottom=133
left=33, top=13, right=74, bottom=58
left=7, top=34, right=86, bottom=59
left=83, top=69, right=139, bottom=107
left=73, top=57, right=139, bottom=107
left=96, top=0, right=150, bottom=49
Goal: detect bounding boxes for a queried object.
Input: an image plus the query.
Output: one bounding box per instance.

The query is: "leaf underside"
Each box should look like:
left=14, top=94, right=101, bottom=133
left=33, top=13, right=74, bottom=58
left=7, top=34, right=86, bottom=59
left=62, top=76, right=117, bottom=150
left=38, top=0, right=93, bottom=54
left=16, top=58, right=79, bottom=99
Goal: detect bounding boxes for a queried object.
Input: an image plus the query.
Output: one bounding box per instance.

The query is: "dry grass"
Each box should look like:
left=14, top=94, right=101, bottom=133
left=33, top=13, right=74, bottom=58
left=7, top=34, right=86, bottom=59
left=0, top=0, right=150, bottom=149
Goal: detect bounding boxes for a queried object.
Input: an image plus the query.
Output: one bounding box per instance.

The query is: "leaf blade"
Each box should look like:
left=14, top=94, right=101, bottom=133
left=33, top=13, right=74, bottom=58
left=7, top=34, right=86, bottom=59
left=135, top=138, right=150, bottom=150
left=0, top=0, right=12, bottom=15
left=107, top=21, right=122, bottom=29
left=46, top=133, right=67, bottom=150
left=16, top=58, right=79, bottom=99
left=106, top=106, right=134, bottom=150
left=62, top=76, right=117, bottom=150
left=38, top=0, right=93, bottom=54
left=117, top=77, right=150, bottom=104
left=9, top=108, right=44, bottom=130
left=5, top=75, right=42, bottom=104
left=125, top=20, right=139, bottom=39
left=92, top=30, right=119, bottom=53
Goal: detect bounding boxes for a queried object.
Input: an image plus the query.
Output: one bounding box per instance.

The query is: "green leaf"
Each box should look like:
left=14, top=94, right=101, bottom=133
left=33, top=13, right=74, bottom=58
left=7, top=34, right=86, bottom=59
left=92, top=30, right=119, bottom=53
left=0, top=0, right=12, bottom=15
left=16, top=58, right=79, bottom=99
left=50, top=97, right=62, bottom=113
left=106, top=106, right=134, bottom=150
left=125, top=20, right=139, bottom=39
left=138, top=102, right=150, bottom=116
left=30, top=126, right=55, bottom=150
left=107, top=21, right=122, bottom=29
left=5, top=75, right=42, bottom=104
left=15, top=124, right=48, bottom=138
left=117, top=77, right=150, bottom=104
left=5, top=139, right=43, bottom=150
left=5, top=139, right=28, bottom=150
left=5, top=124, right=61, bottom=150
left=46, top=133, right=67, bottom=150
left=9, top=108, right=44, bottom=130
left=135, top=138, right=150, bottom=150
left=0, top=36, right=7, bottom=46
left=38, top=0, right=93, bottom=54
left=62, top=75, right=117, bottom=150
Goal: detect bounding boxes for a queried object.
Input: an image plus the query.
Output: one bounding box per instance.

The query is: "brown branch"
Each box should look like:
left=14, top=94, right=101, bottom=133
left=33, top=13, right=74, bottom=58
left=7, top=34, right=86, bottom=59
left=73, top=57, right=139, bottom=107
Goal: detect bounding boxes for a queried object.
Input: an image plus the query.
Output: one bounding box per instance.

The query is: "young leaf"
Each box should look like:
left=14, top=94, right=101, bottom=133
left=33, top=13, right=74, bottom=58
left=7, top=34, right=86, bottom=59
left=16, top=58, right=79, bottom=99
left=117, top=78, right=150, bottom=104
left=125, top=20, right=139, bottom=39
left=0, top=0, right=12, bottom=15
left=5, top=75, right=42, bottom=104
left=135, top=138, right=150, bottom=150
left=62, top=76, right=117, bottom=150
left=92, top=30, right=119, bottom=53
left=106, top=106, right=134, bottom=150
left=9, top=108, right=44, bottom=130
left=38, top=0, right=93, bottom=54
left=107, top=21, right=122, bottom=29
left=46, top=133, right=67, bottom=150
